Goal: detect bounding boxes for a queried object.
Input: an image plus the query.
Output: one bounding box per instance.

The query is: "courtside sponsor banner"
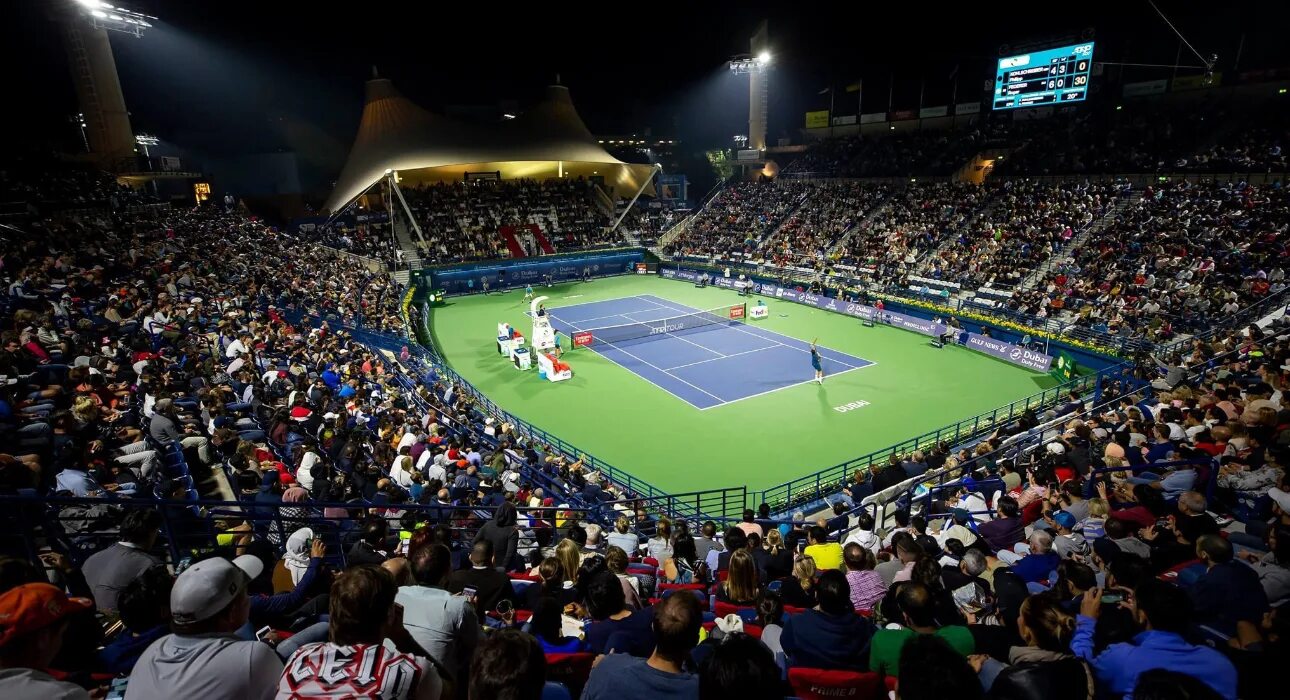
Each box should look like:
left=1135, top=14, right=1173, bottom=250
left=572, top=331, right=594, bottom=347
left=729, top=305, right=745, bottom=319
left=660, top=270, right=1045, bottom=371
left=964, top=333, right=1053, bottom=372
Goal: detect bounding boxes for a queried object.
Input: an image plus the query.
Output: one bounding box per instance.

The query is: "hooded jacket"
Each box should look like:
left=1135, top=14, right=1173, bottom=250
left=473, top=502, right=519, bottom=571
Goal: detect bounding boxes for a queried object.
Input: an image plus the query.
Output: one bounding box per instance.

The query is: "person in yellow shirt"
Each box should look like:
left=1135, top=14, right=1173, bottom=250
left=803, top=525, right=844, bottom=571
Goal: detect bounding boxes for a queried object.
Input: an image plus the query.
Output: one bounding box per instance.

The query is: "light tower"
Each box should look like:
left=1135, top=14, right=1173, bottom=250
left=55, top=0, right=155, bottom=170
left=727, top=21, right=771, bottom=154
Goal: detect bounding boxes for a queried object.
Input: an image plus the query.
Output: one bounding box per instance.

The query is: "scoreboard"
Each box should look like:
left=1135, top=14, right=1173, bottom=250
left=993, top=42, right=1094, bottom=110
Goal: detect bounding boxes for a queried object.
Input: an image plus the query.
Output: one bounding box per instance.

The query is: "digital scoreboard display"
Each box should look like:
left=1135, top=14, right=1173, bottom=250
left=993, top=42, right=1094, bottom=110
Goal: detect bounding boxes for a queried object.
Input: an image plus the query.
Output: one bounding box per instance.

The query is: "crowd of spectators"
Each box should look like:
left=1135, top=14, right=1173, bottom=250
left=1033, top=180, right=1290, bottom=337
left=315, top=225, right=394, bottom=262
left=927, top=180, right=1117, bottom=290
left=834, top=182, right=989, bottom=284
left=0, top=160, right=159, bottom=210
left=757, top=183, right=891, bottom=270
left=781, top=127, right=999, bottom=178
left=4, top=111, right=1290, bottom=698
left=401, top=179, right=611, bottom=264
left=618, top=205, right=683, bottom=247
left=664, top=181, right=810, bottom=261
left=996, top=99, right=1288, bottom=177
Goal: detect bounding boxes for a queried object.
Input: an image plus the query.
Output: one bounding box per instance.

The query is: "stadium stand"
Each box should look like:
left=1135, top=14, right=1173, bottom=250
left=401, top=178, right=613, bottom=265
left=2, top=106, right=1289, bottom=699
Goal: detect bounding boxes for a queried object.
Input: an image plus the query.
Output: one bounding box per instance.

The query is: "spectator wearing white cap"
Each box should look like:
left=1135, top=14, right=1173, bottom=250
left=126, top=556, right=283, bottom=700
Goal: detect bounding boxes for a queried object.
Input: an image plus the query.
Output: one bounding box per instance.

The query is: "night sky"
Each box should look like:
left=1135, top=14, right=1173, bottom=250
left=6, top=0, right=1288, bottom=192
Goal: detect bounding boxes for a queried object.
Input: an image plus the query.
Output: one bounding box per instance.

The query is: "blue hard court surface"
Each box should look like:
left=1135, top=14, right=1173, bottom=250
left=542, top=294, right=874, bottom=409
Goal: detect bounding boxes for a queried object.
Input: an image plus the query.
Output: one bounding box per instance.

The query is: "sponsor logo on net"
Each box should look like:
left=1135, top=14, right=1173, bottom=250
left=650, top=322, right=684, bottom=335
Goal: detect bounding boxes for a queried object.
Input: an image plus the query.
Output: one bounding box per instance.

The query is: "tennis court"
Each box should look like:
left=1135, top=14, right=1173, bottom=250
left=540, top=294, right=874, bottom=409
left=428, top=275, right=1058, bottom=494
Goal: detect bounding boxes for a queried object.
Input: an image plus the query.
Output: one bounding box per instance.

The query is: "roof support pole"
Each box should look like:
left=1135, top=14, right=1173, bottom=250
left=387, top=172, right=429, bottom=251
left=607, top=163, right=663, bottom=236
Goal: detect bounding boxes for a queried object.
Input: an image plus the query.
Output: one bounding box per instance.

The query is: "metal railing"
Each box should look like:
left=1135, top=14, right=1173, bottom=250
left=755, top=359, right=1136, bottom=513
left=0, top=494, right=594, bottom=568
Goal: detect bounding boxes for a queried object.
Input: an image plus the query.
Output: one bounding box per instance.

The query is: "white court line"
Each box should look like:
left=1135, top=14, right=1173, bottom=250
left=639, top=294, right=868, bottom=369
left=662, top=344, right=780, bottom=371
left=698, top=361, right=878, bottom=411
left=541, top=294, right=706, bottom=333
left=595, top=339, right=726, bottom=406
left=620, top=310, right=729, bottom=358
left=550, top=301, right=725, bottom=408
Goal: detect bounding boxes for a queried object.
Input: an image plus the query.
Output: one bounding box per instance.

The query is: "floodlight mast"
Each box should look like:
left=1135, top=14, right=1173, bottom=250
left=55, top=0, right=156, bottom=169
left=71, top=0, right=156, bottom=38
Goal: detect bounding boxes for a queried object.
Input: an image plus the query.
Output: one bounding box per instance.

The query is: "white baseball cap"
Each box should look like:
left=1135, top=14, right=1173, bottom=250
left=170, top=555, right=263, bottom=625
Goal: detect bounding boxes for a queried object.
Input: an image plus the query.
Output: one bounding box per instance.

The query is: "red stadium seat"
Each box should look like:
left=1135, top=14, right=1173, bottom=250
left=642, top=557, right=660, bottom=568
left=712, top=601, right=756, bottom=619
left=787, top=668, right=886, bottom=700
left=508, top=572, right=541, bottom=581
left=545, top=653, right=595, bottom=698
left=657, top=582, right=706, bottom=593
left=783, top=605, right=808, bottom=615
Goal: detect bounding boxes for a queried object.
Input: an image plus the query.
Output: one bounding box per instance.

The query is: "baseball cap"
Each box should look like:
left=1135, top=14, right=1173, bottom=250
left=1052, top=510, right=1078, bottom=530
left=1046, top=442, right=1066, bottom=455
left=170, top=555, right=263, bottom=625
left=1269, top=488, right=1290, bottom=514
left=0, top=583, right=92, bottom=647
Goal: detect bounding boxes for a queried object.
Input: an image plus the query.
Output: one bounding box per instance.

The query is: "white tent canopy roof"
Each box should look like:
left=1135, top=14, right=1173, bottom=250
left=324, top=78, right=656, bottom=214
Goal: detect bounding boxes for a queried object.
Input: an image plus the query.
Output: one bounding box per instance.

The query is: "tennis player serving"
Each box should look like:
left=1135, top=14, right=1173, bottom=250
left=810, top=338, right=824, bottom=384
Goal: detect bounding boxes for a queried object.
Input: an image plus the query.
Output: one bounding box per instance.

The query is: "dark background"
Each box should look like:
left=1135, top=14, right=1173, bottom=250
left=5, top=1, right=1288, bottom=195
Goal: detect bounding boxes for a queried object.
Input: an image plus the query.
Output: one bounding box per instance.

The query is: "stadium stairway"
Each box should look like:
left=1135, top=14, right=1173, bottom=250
left=391, top=218, right=424, bottom=271
left=1017, top=196, right=1133, bottom=291
left=532, top=227, right=556, bottom=254
left=825, top=188, right=898, bottom=257
left=500, top=226, right=529, bottom=258
left=753, top=186, right=814, bottom=249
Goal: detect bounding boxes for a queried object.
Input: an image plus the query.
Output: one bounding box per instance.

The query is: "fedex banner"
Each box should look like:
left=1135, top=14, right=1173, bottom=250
left=964, top=333, right=1053, bottom=372
left=659, top=269, right=1054, bottom=372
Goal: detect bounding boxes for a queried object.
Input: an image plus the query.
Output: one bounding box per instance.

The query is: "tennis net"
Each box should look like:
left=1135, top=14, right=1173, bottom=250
left=568, top=303, right=747, bottom=349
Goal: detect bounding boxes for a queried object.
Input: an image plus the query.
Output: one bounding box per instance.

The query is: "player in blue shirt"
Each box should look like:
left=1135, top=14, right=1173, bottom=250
left=810, top=338, right=824, bottom=384
left=524, top=283, right=534, bottom=301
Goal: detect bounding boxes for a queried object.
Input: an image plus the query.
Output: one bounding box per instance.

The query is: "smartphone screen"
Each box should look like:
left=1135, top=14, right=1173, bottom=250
left=256, top=625, right=273, bottom=642
left=463, top=586, right=478, bottom=599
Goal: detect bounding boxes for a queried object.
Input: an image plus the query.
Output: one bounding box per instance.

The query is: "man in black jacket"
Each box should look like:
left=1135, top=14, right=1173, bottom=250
left=346, top=516, right=390, bottom=567
left=447, top=540, right=514, bottom=617
left=473, top=502, right=519, bottom=572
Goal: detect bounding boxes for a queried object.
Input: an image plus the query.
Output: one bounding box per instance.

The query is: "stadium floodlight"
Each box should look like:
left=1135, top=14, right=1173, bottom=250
left=727, top=53, right=769, bottom=75
left=502, top=113, right=516, bottom=119
left=70, top=0, right=156, bottom=38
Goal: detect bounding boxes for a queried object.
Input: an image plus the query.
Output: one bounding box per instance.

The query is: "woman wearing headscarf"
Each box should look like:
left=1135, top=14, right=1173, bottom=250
left=269, top=485, right=311, bottom=546
left=473, top=500, right=519, bottom=572
left=284, top=527, right=316, bottom=585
